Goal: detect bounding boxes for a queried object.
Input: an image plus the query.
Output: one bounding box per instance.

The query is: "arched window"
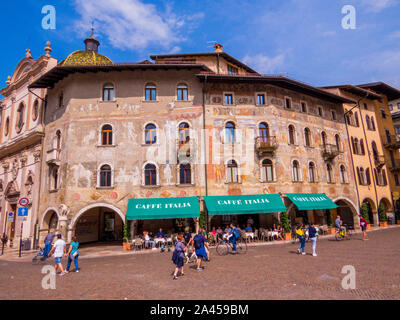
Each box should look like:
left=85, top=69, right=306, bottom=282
left=225, top=122, right=236, bottom=144
left=178, top=122, right=190, bottom=145
left=103, top=84, right=114, bottom=101
left=51, top=167, right=59, bottom=190
left=304, top=128, right=311, bottom=147
left=145, top=83, right=157, bottom=101
left=360, top=139, right=365, bottom=155
left=354, top=112, right=359, bottom=127
left=32, top=100, right=39, bottom=121
left=101, top=125, right=113, bottom=146
left=359, top=167, right=365, bottom=185
left=366, top=168, right=371, bottom=185
left=145, top=123, right=157, bottom=145
left=5, top=117, right=9, bottom=136
left=144, top=164, right=157, bottom=186
left=326, top=164, right=333, bottom=183
left=371, top=141, right=378, bottom=158
left=227, top=160, right=238, bottom=183
left=179, top=163, right=191, bottom=184
left=262, top=159, right=274, bottom=182
left=292, top=160, right=300, bottom=182
left=366, top=115, right=371, bottom=130
left=288, top=125, right=296, bottom=145
left=371, top=116, right=376, bottom=130
left=321, top=131, right=327, bottom=147
left=56, top=130, right=61, bottom=150
left=335, top=134, right=341, bottom=152
left=259, top=122, right=269, bottom=142
left=309, top=162, right=316, bottom=183
left=99, top=165, right=112, bottom=187
left=345, top=110, right=351, bottom=125
left=354, top=138, right=359, bottom=155
left=177, top=83, right=188, bottom=101
left=340, top=165, right=347, bottom=183
left=16, top=103, right=24, bottom=131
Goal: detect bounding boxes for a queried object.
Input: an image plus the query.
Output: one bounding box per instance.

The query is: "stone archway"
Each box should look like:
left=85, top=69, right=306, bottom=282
left=362, top=198, right=377, bottom=225
left=334, top=198, right=359, bottom=229
left=69, top=203, right=125, bottom=244
left=379, top=197, right=393, bottom=221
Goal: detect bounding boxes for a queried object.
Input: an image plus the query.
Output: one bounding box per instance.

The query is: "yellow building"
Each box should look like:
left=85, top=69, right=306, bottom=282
left=322, top=85, right=395, bottom=224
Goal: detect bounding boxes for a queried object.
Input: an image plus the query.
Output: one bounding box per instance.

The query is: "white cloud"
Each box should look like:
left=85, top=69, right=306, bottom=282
left=242, top=53, right=286, bottom=74
left=357, top=0, right=398, bottom=13
left=73, top=0, right=203, bottom=51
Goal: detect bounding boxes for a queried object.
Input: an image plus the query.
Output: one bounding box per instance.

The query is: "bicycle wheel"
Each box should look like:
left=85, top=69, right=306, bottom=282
left=236, top=238, right=247, bottom=254
left=216, top=242, right=229, bottom=256
left=335, top=233, right=341, bottom=241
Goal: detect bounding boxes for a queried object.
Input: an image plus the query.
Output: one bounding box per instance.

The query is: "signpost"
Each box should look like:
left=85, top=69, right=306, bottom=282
left=17, top=206, right=29, bottom=258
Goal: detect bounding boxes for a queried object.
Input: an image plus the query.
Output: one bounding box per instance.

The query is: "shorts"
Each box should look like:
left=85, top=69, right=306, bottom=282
left=54, top=257, right=62, bottom=264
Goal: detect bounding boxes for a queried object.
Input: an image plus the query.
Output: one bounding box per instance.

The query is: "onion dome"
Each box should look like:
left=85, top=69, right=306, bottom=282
left=60, top=27, right=113, bottom=66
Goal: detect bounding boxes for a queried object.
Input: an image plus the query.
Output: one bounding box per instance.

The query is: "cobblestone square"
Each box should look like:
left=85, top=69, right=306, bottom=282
left=0, top=227, right=399, bottom=300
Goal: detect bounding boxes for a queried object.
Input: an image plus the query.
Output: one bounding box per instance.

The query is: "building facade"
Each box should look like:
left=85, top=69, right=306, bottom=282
left=0, top=43, right=57, bottom=248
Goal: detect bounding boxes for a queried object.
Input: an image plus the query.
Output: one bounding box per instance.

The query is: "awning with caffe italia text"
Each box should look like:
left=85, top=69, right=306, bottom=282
left=126, top=197, right=200, bottom=220
left=285, top=193, right=338, bottom=211
left=204, top=194, right=286, bottom=215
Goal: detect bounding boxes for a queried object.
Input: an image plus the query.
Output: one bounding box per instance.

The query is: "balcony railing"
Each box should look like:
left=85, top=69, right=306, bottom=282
left=321, top=144, right=340, bottom=161
left=389, top=159, right=400, bottom=172
left=374, top=155, right=386, bottom=168
left=382, top=135, right=400, bottom=149
left=255, top=136, right=278, bottom=156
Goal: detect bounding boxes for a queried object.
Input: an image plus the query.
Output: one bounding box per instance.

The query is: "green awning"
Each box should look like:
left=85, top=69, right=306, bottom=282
left=204, top=194, right=286, bottom=215
left=126, top=197, right=200, bottom=220
left=286, top=193, right=338, bottom=211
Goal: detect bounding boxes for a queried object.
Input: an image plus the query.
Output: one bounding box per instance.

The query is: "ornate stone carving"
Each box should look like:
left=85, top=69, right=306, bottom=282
left=59, top=204, right=70, bottom=217
left=11, top=159, right=19, bottom=180
left=33, top=151, right=41, bottom=162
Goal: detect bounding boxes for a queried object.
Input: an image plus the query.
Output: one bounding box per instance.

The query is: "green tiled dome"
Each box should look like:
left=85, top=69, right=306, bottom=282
left=61, top=50, right=113, bottom=66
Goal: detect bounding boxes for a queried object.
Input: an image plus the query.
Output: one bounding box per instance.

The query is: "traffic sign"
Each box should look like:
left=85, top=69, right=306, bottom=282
left=17, top=207, right=28, bottom=221
left=7, top=212, right=14, bottom=223
left=18, top=198, right=29, bottom=207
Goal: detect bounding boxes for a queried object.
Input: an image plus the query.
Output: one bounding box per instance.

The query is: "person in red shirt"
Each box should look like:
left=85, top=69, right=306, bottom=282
left=359, top=215, right=368, bottom=240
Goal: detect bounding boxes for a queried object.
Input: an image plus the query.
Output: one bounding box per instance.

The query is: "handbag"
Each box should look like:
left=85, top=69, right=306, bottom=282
left=71, top=251, right=78, bottom=259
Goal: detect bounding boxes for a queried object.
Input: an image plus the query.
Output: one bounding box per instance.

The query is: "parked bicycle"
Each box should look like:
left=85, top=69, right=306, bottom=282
left=32, top=247, right=47, bottom=265
left=216, top=236, right=247, bottom=256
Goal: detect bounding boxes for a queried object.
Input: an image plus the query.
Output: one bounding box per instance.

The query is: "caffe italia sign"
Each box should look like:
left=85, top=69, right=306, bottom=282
left=291, top=195, right=329, bottom=203
left=135, top=201, right=193, bottom=210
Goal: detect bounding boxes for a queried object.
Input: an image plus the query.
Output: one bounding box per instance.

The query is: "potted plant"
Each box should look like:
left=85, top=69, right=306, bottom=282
left=325, top=210, right=335, bottom=234
left=280, top=211, right=291, bottom=240
left=361, top=203, right=371, bottom=230
left=123, top=218, right=130, bottom=251
left=378, top=203, right=388, bottom=227
left=396, top=200, right=400, bottom=224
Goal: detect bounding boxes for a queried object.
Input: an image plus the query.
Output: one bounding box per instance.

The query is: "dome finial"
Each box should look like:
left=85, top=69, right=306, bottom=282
left=84, top=22, right=100, bottom=52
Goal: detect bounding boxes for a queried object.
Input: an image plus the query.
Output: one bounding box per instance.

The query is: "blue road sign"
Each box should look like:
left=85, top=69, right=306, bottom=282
left=7, top=212, right=14, bottom=222
left=18, top=207, right=28, bottom=217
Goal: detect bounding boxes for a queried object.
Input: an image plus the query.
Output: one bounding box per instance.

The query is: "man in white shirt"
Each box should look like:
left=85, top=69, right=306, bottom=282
left=48, top=234, right=67, bottom=276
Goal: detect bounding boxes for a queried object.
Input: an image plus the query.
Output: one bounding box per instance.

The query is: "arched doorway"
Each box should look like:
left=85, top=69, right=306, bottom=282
left=40, top=208, right=60, bottom=243
left=379, top=197, right=393, bottom=222
left=362, top=198, right=376, bottom=225
left=71, top=204, right=124, bottom=244
left=335, top=199, right=358, bottom=229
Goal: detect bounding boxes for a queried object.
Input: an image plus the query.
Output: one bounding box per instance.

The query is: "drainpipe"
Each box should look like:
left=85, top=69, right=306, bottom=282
left=202, top=75, right=209, bottom=232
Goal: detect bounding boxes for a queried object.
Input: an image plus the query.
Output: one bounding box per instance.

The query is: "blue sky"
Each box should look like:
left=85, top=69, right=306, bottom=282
left=1, top=0, right=400, bottom=96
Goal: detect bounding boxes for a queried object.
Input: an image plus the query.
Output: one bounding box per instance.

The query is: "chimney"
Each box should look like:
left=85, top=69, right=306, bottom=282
left=214, top=43, right=223, bottom=53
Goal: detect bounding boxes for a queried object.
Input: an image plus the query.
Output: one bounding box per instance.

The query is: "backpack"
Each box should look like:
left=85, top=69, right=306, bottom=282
left=193, top=235, right=203, bottom=250
left=296, top=228, right=304, bottom=237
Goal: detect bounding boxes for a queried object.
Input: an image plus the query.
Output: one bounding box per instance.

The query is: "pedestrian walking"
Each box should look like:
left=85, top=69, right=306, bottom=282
left=192, top=228, right=209, bottom=270
left=43, top=230, right=55, bottom=258
left=65, top=236, right=79, bottom=273
left=172, top=235, right=186, bottom=280
left=48, top=234, right=67, bottom=276
left=308, top=223, right=318, bottom=256
left=296, top=224, right=306, bottom=255
left=360, top=215, right=369, bottom=240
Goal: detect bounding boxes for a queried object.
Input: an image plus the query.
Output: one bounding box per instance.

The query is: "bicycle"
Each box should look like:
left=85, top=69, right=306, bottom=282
left=216, top=236, right=247, bottom=256
left=335, top=226, right=351, bottom=241
left=32, top=247, right=48, bottom=265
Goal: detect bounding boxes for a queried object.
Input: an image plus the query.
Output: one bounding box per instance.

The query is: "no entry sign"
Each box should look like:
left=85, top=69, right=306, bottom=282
left=18, top=198, right=29, bottom=207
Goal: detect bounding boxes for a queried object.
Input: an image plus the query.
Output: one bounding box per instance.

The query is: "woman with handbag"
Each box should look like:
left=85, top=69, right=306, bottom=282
left=65, top=236, right=79, bottom=273
left=172, top=235, right=186, bottom=280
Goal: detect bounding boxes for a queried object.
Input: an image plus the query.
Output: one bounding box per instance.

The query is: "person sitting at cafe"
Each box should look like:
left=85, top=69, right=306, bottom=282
left=245, top=224, right=253, bottom=232
left=276, top=225, right=284, bottom=240
left=156, top=228, right=165, bottom=239
left=216, top=226, right=223, bottom=241
left=224, top=225, right=231, bottom=235
left=143, top=231, right=156, bottom=249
